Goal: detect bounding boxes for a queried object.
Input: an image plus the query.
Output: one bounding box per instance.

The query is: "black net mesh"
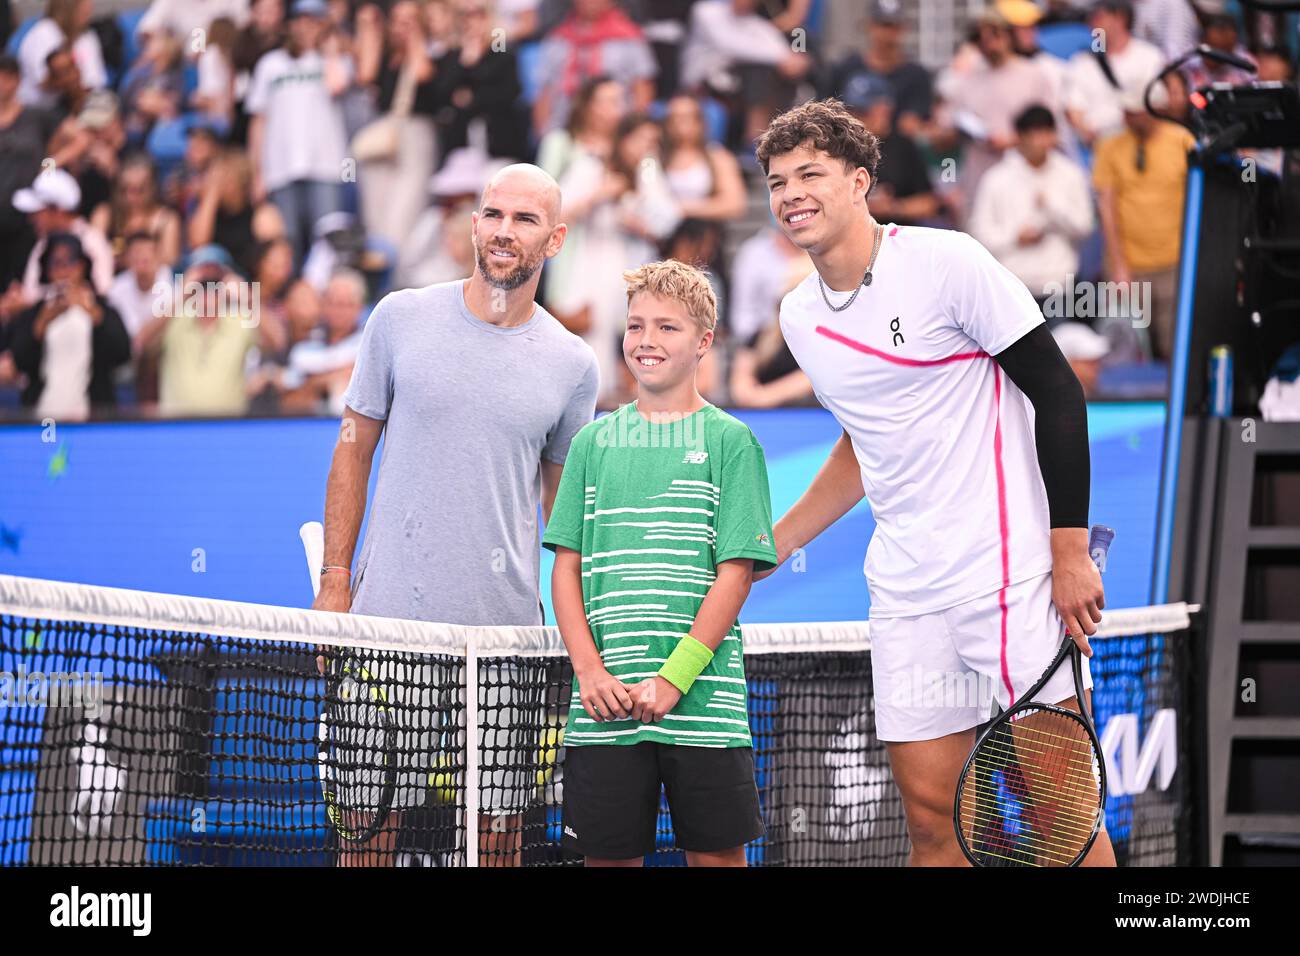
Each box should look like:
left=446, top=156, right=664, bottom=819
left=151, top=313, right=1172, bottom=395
left=1089, top=631, right=1195, bottom=867
left=0, top=605, right=1195, bottom=867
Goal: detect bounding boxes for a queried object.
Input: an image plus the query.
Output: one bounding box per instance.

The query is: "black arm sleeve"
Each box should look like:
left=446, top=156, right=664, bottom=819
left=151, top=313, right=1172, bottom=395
left=993, top=324, right=1090, bottom=529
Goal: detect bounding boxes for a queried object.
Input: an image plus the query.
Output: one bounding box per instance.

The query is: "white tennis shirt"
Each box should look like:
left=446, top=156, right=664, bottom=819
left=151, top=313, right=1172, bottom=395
left=779, top=225, right=1054, bottom=618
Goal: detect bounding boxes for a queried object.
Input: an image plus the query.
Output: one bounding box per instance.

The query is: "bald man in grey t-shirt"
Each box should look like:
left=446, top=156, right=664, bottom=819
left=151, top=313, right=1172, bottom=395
left=314, top=165, right=598, bottom=867
left=342, top=278, right=597, bottom=625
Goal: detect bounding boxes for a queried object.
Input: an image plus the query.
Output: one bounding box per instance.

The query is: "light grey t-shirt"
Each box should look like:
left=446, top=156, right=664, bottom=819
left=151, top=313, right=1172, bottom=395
left=342, top=279, right=599, bottom=626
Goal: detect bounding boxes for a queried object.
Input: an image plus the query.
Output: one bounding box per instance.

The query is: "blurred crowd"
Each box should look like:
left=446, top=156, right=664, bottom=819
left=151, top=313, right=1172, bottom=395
left=0, top=0, right=1296, bottom=419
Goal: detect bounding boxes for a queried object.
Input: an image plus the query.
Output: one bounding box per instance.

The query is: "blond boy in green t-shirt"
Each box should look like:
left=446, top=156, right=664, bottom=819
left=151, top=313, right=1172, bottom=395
left=543, top=260, right=778, bottom=866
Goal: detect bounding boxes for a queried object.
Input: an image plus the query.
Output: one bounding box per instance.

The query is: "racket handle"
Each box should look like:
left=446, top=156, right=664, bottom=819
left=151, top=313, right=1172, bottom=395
left=300, top=521, right=325, bottom=598
left=1088, top=524, right=1114, bottom=573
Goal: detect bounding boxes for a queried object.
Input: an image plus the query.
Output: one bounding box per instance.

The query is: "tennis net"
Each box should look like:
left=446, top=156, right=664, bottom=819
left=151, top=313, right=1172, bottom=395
left=0, top=574, right=1198, bottom=866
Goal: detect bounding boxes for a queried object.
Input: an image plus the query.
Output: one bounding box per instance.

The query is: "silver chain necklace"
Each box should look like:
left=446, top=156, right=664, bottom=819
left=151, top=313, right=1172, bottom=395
left=818, top=220, right=883, bottom=313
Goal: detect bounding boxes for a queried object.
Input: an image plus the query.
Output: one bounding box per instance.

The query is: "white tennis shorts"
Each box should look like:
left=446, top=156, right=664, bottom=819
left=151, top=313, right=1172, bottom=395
left=869, top=572, right=1094, bottom=743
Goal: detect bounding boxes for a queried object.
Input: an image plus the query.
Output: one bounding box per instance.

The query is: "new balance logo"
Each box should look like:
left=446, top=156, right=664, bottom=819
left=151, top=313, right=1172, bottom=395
left=683, top=451, right=708, bottom=464
left=564, top=825, right=578, bottom=838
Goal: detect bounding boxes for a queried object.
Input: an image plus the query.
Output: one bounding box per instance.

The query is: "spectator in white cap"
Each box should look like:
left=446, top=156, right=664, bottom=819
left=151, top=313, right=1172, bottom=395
left=1052, top=321, right=1110, bottom=398
left=15, top=167, right=115, bottom=303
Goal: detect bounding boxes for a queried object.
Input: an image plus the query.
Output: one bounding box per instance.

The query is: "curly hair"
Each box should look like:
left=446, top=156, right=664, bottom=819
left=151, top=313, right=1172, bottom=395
left=623, top=259, right=718, bottom=333
left=755, top=98, right=882, bottom=185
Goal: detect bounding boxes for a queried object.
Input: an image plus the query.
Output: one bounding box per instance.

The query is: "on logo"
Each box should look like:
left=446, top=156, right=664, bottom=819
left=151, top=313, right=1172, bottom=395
left=890, top=317, right=904, bottom=347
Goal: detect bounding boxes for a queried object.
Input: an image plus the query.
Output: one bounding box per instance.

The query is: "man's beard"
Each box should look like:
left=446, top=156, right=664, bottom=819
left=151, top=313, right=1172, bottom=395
left=476, top=241, right=542, bottom=291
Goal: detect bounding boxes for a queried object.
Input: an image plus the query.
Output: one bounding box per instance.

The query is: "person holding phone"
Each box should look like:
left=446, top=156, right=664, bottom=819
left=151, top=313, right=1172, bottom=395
left=6, top=231, right=130, bottom=419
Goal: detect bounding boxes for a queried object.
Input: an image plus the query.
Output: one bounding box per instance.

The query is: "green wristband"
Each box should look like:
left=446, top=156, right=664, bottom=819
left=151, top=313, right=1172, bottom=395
left=658, top=634, right=714, bottom=695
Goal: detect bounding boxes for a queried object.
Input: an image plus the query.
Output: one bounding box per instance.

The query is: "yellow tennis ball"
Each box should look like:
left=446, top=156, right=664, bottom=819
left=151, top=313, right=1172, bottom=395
left=535, top=726, right=564, bottom=788
left=426, top=755, right=459, bottom=804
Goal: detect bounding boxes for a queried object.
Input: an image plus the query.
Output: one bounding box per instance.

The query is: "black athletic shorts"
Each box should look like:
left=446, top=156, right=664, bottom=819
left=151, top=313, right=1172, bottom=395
left=561, top=742, right=764, bottom=859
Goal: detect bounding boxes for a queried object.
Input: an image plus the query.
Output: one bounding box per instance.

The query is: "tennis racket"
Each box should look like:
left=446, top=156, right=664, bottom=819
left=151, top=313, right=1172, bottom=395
left=318, top=650, right=398, bottom=843
left=301, top=521, right=398, bottom=841
left=953, top=524, right=1113, bottom=868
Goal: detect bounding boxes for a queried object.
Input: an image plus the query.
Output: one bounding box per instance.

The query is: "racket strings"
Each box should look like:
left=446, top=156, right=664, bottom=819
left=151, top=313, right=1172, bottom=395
left=957, top=824, right=1086, bottom=866
left=961, top=783, right=1099, bottom=836
left=965, top=741, right=1101, bottom=800
left=957, top=706, right=1103, bottom=867
left=964, top=734, right=1100, bottom=799
left=961, top=804, right=1097, bottom=853
left=967, top=728, right=1100, bottom=817
left=972, top=733, right=1099, bottom=773
left=960, top=772, right=1099, bottom=861
left=324, top=690, right=395, bottom=816
left=959, top=796, right=1094, bottom=865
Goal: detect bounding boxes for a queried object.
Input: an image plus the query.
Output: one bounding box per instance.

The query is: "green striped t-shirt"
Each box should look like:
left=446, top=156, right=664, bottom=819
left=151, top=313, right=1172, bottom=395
left=542, top=402, right=778, bottom=748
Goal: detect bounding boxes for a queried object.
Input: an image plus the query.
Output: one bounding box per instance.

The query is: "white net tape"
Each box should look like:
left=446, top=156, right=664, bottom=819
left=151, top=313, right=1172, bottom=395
left=0, top=574, right=1198, bottom=658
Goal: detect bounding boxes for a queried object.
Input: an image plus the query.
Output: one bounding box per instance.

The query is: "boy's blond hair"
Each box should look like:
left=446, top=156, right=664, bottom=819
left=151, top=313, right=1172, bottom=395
left=622, top=260, right=718, bottom=333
